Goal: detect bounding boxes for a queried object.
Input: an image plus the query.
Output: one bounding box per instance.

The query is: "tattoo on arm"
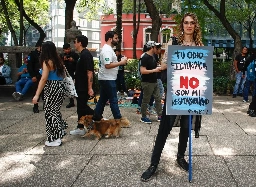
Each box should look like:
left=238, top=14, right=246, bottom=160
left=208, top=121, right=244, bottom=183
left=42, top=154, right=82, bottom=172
left=90, top=77, right=93, bottom=82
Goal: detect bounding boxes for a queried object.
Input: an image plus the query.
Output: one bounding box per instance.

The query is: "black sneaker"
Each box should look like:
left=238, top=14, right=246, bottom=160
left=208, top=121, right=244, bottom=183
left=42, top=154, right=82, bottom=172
left=232, top=94, right=236, bottom=98
left=141, top=165, right=157, bottom=182
left=250, top=112, right=256, bottom=117
left=176, top=157, right=189, bottom=171
left=66, top=103, right=75, bottom=108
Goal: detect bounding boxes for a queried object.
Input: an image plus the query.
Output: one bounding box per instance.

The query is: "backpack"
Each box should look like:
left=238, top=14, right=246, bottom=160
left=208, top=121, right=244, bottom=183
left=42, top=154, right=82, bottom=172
left=246, top=60, right=256, bottom=81
left=137, top=53, right=145, bottom=79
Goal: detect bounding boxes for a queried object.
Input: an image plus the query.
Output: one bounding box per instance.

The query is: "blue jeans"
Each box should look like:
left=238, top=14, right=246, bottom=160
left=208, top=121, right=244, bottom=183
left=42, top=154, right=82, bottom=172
left=15, top=78, right=33, bottom=95
left=243, top=79, right=256, bottom=101
left=94, top=80, right=122, bottom=119
left=233, top=71, right=246, bottom=95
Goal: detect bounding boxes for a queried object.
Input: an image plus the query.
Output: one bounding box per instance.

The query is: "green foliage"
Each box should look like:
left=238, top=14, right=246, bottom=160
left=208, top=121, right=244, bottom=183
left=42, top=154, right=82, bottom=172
left=124, top=59, right=141, bottom=89
left=76, top=0, right=112, bottom=20
left=213, top=61, right=235, bottom=94
left=0, top=0, right=49, bottom=45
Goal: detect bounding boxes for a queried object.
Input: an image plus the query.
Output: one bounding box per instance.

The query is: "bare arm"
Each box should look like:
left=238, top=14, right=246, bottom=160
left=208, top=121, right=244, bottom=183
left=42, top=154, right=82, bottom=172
left=87, top=70, right=94, bottom=97
left=140, top=66, right=161, bottom=74
left=32, top=62, right=49, bottom=104
left=105, top=57, right=127, bottom=69
left=234, top=60, right=239, bottom=72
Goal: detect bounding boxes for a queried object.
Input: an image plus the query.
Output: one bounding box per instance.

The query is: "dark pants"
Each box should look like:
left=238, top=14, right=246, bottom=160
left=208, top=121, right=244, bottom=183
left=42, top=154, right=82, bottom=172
left=32, top=77, right=43, bottom=107
left=77, top=91, right=94, bottom=128
left=116, top=71, right=126, bottom=93
left=249, top=95, right=256, bottom=110
left=138, top=89, right=154, bottom=107
left=151, top=99, right=189, bottom=166
left=0, top=76, right=6, bottom=85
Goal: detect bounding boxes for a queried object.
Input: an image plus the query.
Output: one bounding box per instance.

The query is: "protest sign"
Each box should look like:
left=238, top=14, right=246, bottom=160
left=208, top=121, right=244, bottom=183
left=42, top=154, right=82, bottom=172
left=166, top=46, right=213, bottom=115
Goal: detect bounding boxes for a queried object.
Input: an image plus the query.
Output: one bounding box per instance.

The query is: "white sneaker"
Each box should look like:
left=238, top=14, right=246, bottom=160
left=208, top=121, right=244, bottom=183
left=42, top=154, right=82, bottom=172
left=70, top=128, right=86, bottom=135
left=45, top=138, right=62, bottom=146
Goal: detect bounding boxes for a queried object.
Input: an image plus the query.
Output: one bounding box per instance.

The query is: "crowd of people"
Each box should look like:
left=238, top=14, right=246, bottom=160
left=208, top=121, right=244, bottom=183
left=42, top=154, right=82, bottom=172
left=2, top=11, right=256, bottom=181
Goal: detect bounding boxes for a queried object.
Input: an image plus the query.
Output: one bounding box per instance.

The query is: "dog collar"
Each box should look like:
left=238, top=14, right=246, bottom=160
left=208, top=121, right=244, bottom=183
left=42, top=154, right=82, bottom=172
left=86, top=121, right=94, bottom=132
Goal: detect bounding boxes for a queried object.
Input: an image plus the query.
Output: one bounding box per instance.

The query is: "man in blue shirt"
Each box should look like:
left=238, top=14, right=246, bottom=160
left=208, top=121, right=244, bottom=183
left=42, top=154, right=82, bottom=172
left=12, top=57, right=33, bottom=101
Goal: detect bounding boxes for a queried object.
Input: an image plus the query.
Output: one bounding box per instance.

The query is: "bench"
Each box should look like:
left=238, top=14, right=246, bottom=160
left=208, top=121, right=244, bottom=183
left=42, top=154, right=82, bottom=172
left=0, top=84, right=33, bottom=97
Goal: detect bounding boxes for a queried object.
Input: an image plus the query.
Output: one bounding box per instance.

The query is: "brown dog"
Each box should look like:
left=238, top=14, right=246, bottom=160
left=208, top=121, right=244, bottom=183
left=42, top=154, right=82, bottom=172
left=78, top=115, right=122, bottom=140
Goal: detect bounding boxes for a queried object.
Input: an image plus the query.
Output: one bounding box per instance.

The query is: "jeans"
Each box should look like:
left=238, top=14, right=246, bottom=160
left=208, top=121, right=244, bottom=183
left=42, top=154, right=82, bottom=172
left=116, top=71, right=126, bottom=93
left=94, top=80, right=122, bottom=119
left=15, top=78, right=33, bottom=95
left=233, top=71, right=246, bottom=95
left=157, top=79, right=164, bottom=98
left=243, top=79, right=256, bottom=101
left=151, top=99, right=189, bottom=166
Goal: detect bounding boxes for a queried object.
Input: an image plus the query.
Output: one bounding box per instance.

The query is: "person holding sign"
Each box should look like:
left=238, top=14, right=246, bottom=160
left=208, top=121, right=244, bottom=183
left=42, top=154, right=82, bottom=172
left=141, top=12, right=203, bottom=182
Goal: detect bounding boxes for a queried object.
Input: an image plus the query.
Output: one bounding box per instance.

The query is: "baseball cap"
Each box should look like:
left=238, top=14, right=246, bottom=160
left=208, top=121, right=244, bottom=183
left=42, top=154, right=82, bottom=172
left=155, top=43, right=162, bottom=48
left=145, top=41, right=156, bottom=48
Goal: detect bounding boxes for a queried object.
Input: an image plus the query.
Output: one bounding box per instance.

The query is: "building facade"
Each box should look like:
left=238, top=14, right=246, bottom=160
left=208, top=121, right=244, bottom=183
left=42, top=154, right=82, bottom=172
left=101, top=13, right=177, bottom=58
left=45, top=0, right=101, bottom=55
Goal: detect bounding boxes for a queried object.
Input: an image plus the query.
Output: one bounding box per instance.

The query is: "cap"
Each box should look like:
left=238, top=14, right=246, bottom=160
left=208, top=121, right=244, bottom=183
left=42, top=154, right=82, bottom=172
left=155, top=43, right=162, bottom=48
left=63, top=43, right=71, bottom=49
left=145, top=41, right=156, bottom=48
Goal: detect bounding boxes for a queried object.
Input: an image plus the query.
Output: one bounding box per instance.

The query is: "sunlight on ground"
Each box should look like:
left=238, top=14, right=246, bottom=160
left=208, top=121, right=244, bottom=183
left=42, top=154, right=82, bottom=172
left=129, top=141, right=138, bottom=146
left=0, top=152, right=41, bottom=183
left=213, top=100, right=235, bottom=105
left=244, top=128, right=256, bottom=133
left=214, top=147, right=235, bottom=155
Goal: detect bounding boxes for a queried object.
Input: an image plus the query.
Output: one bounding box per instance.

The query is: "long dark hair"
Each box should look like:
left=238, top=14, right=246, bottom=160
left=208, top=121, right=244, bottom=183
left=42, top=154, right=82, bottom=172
left=40, top=41, right=64, bottom=77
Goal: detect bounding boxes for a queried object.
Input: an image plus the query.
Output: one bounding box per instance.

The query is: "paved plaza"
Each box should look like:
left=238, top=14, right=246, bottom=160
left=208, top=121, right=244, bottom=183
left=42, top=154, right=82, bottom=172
left=0, top=94, right=256, bottom=187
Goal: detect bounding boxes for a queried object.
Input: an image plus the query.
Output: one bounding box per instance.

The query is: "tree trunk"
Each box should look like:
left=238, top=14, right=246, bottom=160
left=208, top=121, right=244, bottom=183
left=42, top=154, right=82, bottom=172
left=132, top=0, right=141, bottom=59
left=1, top=0, right=18, bottom=46
left=65, top=0, right=77, bottom=31
left=116, top=0, right=123, bottom=51
left=144, top=0, right=162, bottom=42
left=14, top=0, right=46, bottom=46
left=19, top=0, right=23, bottom=46
left=203, top=0, right=241, bottom=57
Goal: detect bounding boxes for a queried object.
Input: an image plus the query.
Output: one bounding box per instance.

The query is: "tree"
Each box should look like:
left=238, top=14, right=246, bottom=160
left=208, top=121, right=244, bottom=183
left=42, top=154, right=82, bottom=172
left=64, top=0, right=77, bottom=31
left=116, top=0, right=123, bottom=51
left=0, top=0, right=49, bottom=46
left=132, top=0, right=142, bottom=59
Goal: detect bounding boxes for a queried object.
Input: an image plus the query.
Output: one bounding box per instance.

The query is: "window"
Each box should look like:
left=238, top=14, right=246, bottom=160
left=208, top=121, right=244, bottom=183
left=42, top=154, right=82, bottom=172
left=145, top=28, right=152, bottom=43
left=82, top=31, right=87, bottom=36
left=92, top=20, right=99, bottom=28
left=92, top=44, right=99, bottom=51
left=82, top=19, right=87, bottom=27
left=92, top=32, right=99, bottom=40
left=58, top=29, right=65, bottom=37
left=161, top=29, right=171, bottom=44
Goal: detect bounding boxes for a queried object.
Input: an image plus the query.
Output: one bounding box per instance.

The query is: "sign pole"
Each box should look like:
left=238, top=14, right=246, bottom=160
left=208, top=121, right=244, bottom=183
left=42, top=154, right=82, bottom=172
left=188, top=115, right=192, bottom=182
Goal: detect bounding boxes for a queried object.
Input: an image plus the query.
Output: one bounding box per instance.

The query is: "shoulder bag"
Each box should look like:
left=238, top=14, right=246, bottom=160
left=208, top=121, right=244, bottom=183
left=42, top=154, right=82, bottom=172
left=63, top=66, right=78, bottom=98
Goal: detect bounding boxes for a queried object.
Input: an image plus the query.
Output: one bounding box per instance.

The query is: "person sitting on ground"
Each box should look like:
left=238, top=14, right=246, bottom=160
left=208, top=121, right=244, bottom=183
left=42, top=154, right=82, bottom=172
left=0, top=55, right=12, bottom=85
left=12, top=57, right=33, bottom=101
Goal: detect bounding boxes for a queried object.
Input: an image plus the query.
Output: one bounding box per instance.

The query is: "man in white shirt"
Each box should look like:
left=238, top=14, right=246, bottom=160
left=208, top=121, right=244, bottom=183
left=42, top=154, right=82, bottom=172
left=93, top=31, right=127, bottom=120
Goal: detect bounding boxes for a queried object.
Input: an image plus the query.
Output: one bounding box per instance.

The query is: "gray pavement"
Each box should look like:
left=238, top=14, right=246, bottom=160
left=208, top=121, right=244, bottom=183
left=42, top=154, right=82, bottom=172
left=0, top=94, right=256, bottom=187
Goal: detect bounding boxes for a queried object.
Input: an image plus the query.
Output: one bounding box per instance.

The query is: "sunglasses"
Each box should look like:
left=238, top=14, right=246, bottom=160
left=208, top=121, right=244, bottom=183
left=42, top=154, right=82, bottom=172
left=183, top=21, right=196, bottom=25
